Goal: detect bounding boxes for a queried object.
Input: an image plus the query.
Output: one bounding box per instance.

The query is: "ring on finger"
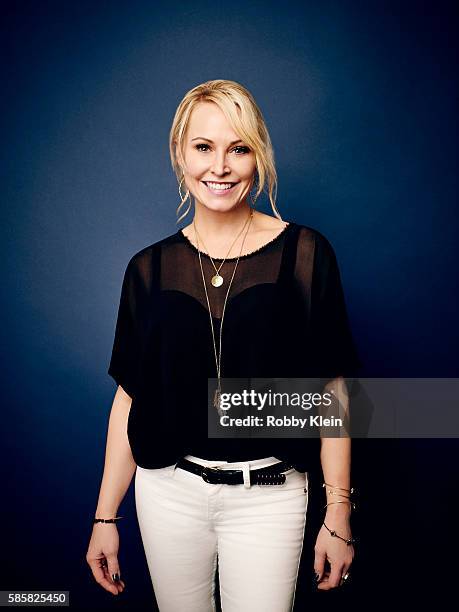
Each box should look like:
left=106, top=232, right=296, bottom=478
left=341, top=572, right=350, bottom=583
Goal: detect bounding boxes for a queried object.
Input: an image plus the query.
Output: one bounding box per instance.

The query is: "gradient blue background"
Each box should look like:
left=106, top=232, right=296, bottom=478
left=2, top=0, right=457, bottom=608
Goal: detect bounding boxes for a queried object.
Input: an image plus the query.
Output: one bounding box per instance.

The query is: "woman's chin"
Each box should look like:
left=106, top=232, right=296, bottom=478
left=194, top=196, right=247, bottom=213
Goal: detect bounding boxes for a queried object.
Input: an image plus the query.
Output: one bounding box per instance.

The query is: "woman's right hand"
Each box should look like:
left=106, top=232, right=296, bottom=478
left=86, top=524, right=126, bottom=596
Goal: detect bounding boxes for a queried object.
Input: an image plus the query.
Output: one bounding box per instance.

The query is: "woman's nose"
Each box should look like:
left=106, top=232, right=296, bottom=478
left=211, top=153, right=230, bottom=175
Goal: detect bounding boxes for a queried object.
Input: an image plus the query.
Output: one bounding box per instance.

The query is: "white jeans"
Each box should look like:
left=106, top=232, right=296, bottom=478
left=135, top=455, right=309, bottom=612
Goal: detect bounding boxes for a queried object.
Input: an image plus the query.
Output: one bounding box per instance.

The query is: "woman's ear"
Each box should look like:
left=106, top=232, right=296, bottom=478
left=175, top=142, right=184, bottom=171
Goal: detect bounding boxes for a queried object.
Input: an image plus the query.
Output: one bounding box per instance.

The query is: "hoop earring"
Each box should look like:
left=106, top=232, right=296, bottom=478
left=250, top=180, right=259, bottom=208
left=177, top=175, right=192, bottom=222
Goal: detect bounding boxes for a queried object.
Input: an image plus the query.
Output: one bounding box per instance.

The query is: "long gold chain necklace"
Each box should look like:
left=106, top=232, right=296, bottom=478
left=193, top=212, right=253, bottom=287
left=194, top=209, right=254, bottom=415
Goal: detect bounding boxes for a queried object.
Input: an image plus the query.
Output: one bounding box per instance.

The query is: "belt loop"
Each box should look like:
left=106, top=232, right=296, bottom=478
left=242, top=463, right=251, bottom=489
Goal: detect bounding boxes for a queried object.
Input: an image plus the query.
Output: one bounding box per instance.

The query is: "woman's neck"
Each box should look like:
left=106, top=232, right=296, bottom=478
left=191, top=202, right=254, bottom=239
left=180, top=206, right=288, bottom=260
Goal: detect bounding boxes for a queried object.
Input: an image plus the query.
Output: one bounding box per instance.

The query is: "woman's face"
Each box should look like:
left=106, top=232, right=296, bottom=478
left=177, top=101, right=257, bottom=212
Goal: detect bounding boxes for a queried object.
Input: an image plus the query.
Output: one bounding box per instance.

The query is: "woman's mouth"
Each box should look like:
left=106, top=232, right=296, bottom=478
left=201, top=181, right=239, bottom=196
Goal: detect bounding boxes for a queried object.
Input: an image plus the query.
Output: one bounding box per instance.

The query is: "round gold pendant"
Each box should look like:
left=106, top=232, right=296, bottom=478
left=211, top=274, right=224, bottom=287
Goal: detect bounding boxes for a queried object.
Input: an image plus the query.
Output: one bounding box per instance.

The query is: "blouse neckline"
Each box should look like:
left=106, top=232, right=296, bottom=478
left=177, top=221, right=294, bottom=261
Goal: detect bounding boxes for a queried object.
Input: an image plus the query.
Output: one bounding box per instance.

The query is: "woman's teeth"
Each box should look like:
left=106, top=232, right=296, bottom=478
left=205, top=182, right=234, bottom=190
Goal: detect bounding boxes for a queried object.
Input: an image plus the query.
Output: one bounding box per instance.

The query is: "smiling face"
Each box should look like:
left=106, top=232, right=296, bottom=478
left=176, top=101, right=257, bottom=212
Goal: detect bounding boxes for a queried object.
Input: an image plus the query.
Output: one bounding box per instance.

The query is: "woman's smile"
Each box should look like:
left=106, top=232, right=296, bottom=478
left=201, top=180, right=240, bottom=196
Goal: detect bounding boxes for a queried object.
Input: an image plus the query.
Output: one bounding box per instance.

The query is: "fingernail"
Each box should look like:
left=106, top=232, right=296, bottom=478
left=112, top=573, right=120, bottom=583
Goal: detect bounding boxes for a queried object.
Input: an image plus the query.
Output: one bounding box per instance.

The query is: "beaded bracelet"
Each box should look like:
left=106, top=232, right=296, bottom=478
left=93, top=516, right=124, bottom=524
left=323, top=521, right=356, bottom=546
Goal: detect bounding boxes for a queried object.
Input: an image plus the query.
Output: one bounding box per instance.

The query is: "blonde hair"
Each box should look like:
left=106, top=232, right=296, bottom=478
left=169, top=79, right=281, bottom=224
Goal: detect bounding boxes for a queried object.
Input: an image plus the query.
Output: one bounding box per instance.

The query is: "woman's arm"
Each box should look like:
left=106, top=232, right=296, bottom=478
left=86, top=385, right=135, bottom=596
left=320, top=377, right=351, bottom=503
left=314, top=377, right=354, bottom=590
left=95, top=385, right=137, bottom=517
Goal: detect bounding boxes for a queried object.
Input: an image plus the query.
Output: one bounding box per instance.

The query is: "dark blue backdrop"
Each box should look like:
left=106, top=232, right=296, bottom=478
left=2, top=0, right=457, bottom=609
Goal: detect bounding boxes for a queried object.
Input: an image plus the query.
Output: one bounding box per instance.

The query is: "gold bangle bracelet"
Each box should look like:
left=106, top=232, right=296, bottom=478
left=322, top=482, right=354, bottom=494
left=324, top=501, right=357, bottom=510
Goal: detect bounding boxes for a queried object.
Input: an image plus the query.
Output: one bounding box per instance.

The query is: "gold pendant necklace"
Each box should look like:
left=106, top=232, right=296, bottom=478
left=194, top=209, right=254, bottom=415
left=211, top=274, right=223, bottom=288
left=193, top=212, right=253, bottom=287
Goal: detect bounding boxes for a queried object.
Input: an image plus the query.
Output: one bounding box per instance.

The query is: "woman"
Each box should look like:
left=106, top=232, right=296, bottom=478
left=86, top=79, right=360, bottom=611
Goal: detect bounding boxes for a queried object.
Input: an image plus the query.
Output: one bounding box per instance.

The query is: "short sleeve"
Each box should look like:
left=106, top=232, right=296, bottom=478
left=108, top=258, right=142, bottom=399
left=310, top=232, right=362, bottom=383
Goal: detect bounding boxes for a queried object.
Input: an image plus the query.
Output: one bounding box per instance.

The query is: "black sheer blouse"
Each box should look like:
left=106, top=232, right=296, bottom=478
left=108, top=221, right=361, bottom=472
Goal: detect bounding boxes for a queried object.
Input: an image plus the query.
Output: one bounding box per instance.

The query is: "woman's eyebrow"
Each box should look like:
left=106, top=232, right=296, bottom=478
left=191, top=137, right=244, bottom=145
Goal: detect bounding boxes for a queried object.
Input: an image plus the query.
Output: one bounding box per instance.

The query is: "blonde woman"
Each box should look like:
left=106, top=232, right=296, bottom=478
left=86, top=79, right=360, bottom=611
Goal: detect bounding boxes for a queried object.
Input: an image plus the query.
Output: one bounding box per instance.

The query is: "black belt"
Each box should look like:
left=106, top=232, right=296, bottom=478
left=175, top=457, right=295, bottom=486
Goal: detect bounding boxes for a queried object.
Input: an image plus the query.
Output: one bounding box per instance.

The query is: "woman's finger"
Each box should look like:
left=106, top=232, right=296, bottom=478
left=316, top=570, right=330, bottom=590
left=105, top=553, right=122, bottom=586
left=102, top=565, right=125, bottom=592
left=317, top=558, right=341, bottom=590
left=313, top=550, right=326, bottom=582
left=327, top=561, right=344, bottom=589
left=87, top=558, right=120, bottom=595
left=339, top=563, right=351, bottom=587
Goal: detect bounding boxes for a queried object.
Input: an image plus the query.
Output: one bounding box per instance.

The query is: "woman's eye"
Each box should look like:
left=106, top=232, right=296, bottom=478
left=233, top=146, right=250, bottom=154
left=194, top=144, right=250, bottom=154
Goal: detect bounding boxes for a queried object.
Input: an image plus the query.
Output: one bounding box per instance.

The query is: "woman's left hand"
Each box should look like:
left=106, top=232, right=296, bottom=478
left=313, top=512, right=354, bottom=590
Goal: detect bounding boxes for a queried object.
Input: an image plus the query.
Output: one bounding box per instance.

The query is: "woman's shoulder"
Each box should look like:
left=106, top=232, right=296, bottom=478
left=253, top=212, right=332, bottom=247
left=290, top=221, right=336, bottom=253
left=125, top=229, right=181, bottom=269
